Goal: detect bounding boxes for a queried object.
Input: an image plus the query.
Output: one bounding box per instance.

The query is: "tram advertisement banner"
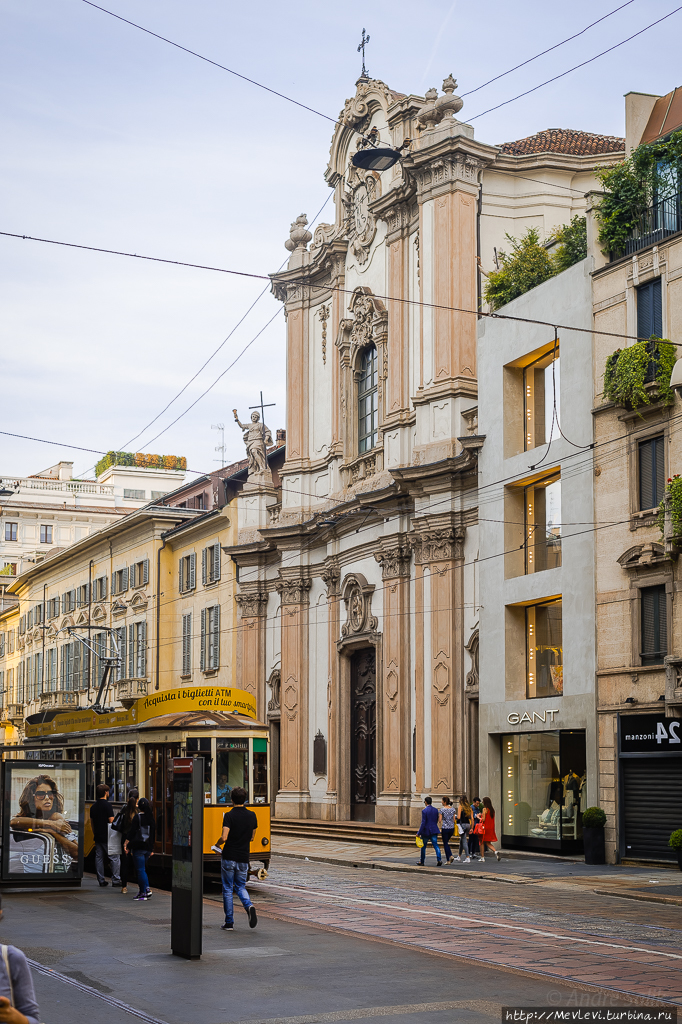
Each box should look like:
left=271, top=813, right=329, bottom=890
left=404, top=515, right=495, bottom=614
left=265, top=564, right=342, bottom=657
left=25, top=685, right=257, bottom=739
left=2, top=760, right=85, bottom=880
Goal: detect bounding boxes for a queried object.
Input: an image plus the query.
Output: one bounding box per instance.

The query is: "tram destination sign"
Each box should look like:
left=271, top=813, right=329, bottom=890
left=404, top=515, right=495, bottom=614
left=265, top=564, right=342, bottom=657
left=25, top=685, right=257, bottom=739
left=619, top=713, right=682, bottom=753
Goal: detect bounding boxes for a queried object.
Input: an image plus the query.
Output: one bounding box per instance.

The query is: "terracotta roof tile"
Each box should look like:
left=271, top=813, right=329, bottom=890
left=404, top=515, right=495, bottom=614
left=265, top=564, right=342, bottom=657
left=499, top=128, right=625, bottom=157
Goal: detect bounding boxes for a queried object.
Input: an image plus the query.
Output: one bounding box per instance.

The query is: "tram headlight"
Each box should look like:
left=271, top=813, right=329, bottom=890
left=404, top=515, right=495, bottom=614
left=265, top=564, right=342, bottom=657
left=261, top=837, right=269, bottom=846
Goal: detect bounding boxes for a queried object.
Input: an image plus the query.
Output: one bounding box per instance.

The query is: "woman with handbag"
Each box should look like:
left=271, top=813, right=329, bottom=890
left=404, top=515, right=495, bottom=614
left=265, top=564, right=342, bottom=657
left=116, top=789, right=139, bottom=895
left=0, top=940, right=41, bottom=1024
left=438, top=797, right=456, bottom=864
left=124, top=797, right=156, bottom=902
left=455, top=796, right=472, bottom=863
left=480, top=797, right=501, bottom=862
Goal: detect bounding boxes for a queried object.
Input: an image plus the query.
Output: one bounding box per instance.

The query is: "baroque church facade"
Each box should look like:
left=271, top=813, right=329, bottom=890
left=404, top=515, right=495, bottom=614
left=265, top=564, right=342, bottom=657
left=230, top=73, right=611, bottom=825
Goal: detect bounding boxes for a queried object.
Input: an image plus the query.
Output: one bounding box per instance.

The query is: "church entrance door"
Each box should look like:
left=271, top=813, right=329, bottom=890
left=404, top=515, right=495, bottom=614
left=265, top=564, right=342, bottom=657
left=350, top=648, right=376, bottom=821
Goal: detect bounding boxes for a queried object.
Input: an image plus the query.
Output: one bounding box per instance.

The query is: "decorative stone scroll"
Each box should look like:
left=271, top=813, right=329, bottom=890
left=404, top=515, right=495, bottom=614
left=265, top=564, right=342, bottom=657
left=267, top=669, right=281, bottom=715
left=374, top=540, right=411, bottom=580
left=236, top=591, right=268, bottom=618
left=275, top=575, right=312, bottom=605
left=321, top=557, right=341, bottom=597
left=410, top=527, right=464, bottom=564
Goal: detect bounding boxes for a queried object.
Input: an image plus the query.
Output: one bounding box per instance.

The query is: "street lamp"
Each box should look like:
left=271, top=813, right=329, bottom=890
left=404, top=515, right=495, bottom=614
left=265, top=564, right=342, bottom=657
left=351, top=147, right=402, bottom=171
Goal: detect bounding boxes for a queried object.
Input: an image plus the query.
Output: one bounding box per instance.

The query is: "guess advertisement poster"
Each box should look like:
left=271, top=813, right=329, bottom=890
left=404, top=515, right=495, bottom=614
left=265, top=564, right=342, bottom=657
left=2, top=761, right=85, bottom=880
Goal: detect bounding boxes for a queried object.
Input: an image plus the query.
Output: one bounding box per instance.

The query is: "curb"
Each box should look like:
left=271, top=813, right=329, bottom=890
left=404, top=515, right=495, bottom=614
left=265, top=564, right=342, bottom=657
left=593, top=887, right=682, bottom=906
left=273, top=849, right=533, bottom=884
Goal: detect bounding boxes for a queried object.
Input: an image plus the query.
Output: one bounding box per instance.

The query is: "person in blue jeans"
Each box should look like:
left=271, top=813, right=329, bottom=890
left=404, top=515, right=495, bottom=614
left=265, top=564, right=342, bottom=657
left=417, top=796, right=442, bottom=867
left=213, top=786, right=258, bottom=931
left=125, top=797, right=155, bottom=901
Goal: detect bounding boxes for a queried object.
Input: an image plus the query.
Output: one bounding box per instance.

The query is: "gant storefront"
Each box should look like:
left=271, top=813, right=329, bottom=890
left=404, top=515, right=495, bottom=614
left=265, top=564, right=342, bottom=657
left=480, top=698, right=598, bottom=856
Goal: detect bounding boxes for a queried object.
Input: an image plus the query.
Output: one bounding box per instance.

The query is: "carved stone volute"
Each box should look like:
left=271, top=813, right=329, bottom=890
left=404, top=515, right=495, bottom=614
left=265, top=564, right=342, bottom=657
left=275, top=575, right=312, bottom=605
left=235, top=590, right=268, bottom=618
left=410, top=527, right=464, bottom=564
left=375, top=538, right=411, bottom=579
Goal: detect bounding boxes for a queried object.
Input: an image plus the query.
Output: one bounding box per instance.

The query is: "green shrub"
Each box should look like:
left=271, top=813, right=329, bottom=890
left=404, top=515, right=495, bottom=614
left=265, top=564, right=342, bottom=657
left=669, top=829, right=682, bottom=850
left=595, top=130, right=682, bottom=257
left=582, top=806, right=606, bottom=828
left=484, top=220, right=587, bottom=311
left=552, top=215, right=587, bottom=272
left=602, top=338, right=676, bottom=410
left=657, top=474, right=682, bottom=539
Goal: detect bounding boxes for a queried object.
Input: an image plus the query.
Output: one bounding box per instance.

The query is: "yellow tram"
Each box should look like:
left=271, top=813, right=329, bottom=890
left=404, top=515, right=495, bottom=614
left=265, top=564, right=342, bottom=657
left=15, top=686, right=271, bottom=879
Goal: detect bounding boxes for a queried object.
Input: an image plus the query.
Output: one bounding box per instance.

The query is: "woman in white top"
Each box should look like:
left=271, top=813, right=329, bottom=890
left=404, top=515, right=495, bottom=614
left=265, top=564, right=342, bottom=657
left=438, top=797, right=456, bottom=864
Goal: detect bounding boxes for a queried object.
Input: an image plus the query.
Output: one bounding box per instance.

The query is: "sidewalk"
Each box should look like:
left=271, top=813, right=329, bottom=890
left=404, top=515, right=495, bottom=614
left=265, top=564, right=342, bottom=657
left=0, top=877, right=620, bottom=1024
left=272, top=835, right=682, bottom=900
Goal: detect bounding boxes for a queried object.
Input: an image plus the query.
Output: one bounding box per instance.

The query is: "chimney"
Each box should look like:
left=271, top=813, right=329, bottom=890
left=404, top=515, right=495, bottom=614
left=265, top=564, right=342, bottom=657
left=276, top=428, right=286, bottom=444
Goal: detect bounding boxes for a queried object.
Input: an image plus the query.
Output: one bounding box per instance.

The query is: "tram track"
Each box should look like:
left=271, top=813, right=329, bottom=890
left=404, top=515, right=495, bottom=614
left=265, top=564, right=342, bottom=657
left=28, top=958, right=171, bottom=1024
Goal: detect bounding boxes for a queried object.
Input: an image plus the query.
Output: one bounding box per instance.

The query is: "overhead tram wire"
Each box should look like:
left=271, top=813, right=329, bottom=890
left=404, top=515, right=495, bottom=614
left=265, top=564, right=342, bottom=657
left=466, top=4, right=682, bottom=121
left=460, top=0, right=639, bottom=97
left=1, top=230, right=676, bottom=349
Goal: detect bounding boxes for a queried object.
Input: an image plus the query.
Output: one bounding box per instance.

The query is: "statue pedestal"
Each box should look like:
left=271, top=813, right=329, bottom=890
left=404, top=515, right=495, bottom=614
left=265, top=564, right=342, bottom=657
left=237, top=474, right=278, bottom=536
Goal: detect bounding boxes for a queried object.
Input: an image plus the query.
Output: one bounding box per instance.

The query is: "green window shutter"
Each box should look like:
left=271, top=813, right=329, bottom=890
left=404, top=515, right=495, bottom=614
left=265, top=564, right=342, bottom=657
left=122, top=567, right=129, bottom=592
left=189, top=553, right=196, bottom=590
left=200, top=609, right=206, bottom=670
left=138, top=622, right=147, bottom=677
left=202, top=548, right=207, bottom=586
left=142, top=558, right=149, bottom=585
left=182, top=613, right=192, bottom=674
left=212, top=542, right=221, bottom=582
left=179, top=558, right=185, bottom=594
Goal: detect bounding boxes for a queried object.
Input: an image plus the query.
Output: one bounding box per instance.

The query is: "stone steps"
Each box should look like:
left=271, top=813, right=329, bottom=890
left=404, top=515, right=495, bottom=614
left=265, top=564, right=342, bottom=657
left=271, top=817, right=417, bottom=848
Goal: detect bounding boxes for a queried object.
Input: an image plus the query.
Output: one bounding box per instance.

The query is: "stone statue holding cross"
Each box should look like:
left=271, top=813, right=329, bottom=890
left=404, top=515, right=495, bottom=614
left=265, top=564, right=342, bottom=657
left=233, top=408, right=273, bottom=478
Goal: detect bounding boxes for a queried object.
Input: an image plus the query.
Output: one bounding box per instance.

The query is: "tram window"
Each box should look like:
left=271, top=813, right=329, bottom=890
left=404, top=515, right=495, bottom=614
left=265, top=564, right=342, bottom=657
left=216, top=739, right=248, bottom=804
left=253, top=752, right=268, bottom=804
left=86, top=749, right=95, bottom=801
left=186, top=738, right=212, bottom=802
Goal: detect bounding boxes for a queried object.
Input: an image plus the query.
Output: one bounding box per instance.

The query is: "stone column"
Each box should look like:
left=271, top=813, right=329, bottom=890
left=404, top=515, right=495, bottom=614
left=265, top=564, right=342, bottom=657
left=411, top=525, right=465, bottom=799
left=374, top=538, right=412, bottom=824
left=321, top=558, right=340, bottom=820
left=274, top=573, right=312, bottom=818
left=235, top=589, right=268, bottom=718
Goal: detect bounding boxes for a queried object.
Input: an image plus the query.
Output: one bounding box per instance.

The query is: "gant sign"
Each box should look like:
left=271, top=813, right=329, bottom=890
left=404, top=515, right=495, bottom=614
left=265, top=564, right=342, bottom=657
left=507, top=709, right=559, bottom=725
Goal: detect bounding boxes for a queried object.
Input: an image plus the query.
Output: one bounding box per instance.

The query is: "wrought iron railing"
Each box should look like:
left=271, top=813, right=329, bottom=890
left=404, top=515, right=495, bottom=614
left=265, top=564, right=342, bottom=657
left=622, top=192, right=682, bottom=256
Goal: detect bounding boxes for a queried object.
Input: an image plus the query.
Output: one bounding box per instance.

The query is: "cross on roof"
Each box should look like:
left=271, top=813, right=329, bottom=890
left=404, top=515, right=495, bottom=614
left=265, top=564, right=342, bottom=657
left=357, top=28, right=370, bottom=79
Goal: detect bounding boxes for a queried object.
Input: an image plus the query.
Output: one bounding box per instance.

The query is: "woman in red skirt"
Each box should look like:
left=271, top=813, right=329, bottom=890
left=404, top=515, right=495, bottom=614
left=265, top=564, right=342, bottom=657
left=480, top=797, right=501, bottom=862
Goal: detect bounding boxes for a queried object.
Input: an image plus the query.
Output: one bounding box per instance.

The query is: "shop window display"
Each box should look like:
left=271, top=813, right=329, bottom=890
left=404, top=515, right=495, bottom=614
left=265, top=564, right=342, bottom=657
left=526, top=599, right=562, bottom=698
left=502, top=730, right=586, bottom=850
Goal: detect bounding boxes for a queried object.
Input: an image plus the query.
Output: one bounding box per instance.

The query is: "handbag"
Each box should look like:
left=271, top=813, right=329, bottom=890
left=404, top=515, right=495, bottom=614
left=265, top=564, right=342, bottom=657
left=107, top=823, right=122, bottom=856
left=457, top=824, right=464, bottom=835
left=415, top=835, right=424, bottom=848
left=110, top=809, right=126, bottom=834
left=473, top=822, right=485, bottom=835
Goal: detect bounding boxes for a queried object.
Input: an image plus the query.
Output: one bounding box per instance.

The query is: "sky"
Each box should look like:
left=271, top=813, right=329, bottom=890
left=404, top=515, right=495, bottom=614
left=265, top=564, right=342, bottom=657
left=1, top=0, right=680, bottom=483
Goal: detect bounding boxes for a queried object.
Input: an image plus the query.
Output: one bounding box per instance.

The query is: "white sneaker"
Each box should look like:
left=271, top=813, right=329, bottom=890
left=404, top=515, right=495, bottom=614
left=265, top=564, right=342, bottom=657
left=463, top=857, right=471, bottom=863
left=454, top=855, right=461, bottom=861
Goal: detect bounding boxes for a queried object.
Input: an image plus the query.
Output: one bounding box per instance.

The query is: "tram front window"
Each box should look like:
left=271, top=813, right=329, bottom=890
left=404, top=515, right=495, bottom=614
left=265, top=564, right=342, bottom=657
left=216, top=739, right=248, bottom=804
left=187, top=737, right=212, bottom=803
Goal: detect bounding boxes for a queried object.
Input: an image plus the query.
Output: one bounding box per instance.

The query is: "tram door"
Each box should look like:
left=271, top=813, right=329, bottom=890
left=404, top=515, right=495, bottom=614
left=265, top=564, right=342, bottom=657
left=146, top=744, right=180, bottom=854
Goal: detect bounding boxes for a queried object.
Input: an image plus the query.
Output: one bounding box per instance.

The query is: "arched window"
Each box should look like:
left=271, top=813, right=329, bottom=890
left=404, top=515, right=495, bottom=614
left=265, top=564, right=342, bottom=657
left=358, top=345, right=378, bottom=453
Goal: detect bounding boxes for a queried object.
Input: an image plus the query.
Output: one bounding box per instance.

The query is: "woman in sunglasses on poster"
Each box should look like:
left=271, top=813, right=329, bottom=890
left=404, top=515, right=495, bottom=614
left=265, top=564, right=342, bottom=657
left=10, top=774, right=78, bottom=870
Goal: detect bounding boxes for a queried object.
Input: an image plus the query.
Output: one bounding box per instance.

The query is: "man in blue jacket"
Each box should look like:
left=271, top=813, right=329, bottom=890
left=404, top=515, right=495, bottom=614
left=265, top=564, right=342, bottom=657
left=417, top=796, right=442, bottom=867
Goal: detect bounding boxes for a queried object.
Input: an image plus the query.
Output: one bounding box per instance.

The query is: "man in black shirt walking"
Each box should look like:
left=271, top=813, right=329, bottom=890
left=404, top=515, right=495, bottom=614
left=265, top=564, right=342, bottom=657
left=89, top=784, right=120, bottom=887
left=213, top=787, right=258, bottom=931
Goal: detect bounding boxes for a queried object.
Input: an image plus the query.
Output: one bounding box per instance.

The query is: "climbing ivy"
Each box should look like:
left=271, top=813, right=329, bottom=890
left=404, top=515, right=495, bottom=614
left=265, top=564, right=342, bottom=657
left=595, top=130, right=682, bottom=257
left=657, top=474, right=682, bottom=539
left=602, top=337, right=677, bottom=410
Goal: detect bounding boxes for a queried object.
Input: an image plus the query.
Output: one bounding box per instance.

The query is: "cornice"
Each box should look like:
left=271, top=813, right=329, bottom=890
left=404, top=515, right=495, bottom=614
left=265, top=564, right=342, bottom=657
left=390, top=435, right=484, bottom=487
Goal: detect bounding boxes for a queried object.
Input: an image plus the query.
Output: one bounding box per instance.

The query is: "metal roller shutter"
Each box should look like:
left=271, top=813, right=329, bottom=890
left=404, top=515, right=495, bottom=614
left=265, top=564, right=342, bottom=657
left=622, top=757, right=682, bottom=860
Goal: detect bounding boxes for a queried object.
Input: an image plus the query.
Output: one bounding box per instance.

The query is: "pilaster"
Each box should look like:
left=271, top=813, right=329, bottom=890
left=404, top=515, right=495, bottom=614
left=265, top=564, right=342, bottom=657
left=374, top=537, right=412, bottom=824
left=235, top=589, right=268, bottom=718
left=274, top=571, right=312, bottom=817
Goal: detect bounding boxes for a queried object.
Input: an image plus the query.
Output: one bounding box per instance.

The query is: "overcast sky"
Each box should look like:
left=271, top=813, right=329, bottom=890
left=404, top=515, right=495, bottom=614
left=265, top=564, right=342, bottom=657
left=1, top=0, right=679, bottom=482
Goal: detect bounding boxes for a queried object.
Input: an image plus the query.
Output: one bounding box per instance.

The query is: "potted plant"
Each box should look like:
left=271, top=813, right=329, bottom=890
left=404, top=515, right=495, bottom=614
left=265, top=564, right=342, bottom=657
left=669, top=829, right=682, bottom=870
left=582, top=806, right=606, bottom=864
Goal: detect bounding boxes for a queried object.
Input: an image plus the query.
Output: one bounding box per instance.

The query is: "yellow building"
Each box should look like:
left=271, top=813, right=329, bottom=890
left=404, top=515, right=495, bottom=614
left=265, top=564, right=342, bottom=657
left=0, top=500, right=240, bottom=750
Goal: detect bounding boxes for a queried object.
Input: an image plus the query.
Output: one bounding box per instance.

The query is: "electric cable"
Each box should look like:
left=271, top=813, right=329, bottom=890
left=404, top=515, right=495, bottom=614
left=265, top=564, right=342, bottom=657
left=460, top=0, right=639, bottom=97
left=467, top=4, right=682, bottom=121
left=1, top=230, right=674, bottom=348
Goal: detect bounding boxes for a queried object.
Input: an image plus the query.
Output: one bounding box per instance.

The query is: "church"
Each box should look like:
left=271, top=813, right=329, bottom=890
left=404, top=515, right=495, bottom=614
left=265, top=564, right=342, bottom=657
left=228, top=69, right=615, bottom=825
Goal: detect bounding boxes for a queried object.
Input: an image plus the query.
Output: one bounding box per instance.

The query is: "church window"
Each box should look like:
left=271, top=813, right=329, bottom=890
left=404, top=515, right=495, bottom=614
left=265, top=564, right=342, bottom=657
left=358, top=345, right=378, bottom=453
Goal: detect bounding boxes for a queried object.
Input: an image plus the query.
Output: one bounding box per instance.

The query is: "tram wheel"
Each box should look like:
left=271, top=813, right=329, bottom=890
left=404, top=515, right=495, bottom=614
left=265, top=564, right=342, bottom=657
left=256, top=867, right=268, bottom=880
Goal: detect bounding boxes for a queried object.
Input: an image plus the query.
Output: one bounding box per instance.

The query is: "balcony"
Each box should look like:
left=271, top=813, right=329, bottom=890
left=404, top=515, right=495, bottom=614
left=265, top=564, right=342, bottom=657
left=621, top=192, right=682, bottom=257
left=115, top=678, right=148, bottom=707
left=6, top=703, right=24, bottom=724
left=40, top=691, right=79, bottom=710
